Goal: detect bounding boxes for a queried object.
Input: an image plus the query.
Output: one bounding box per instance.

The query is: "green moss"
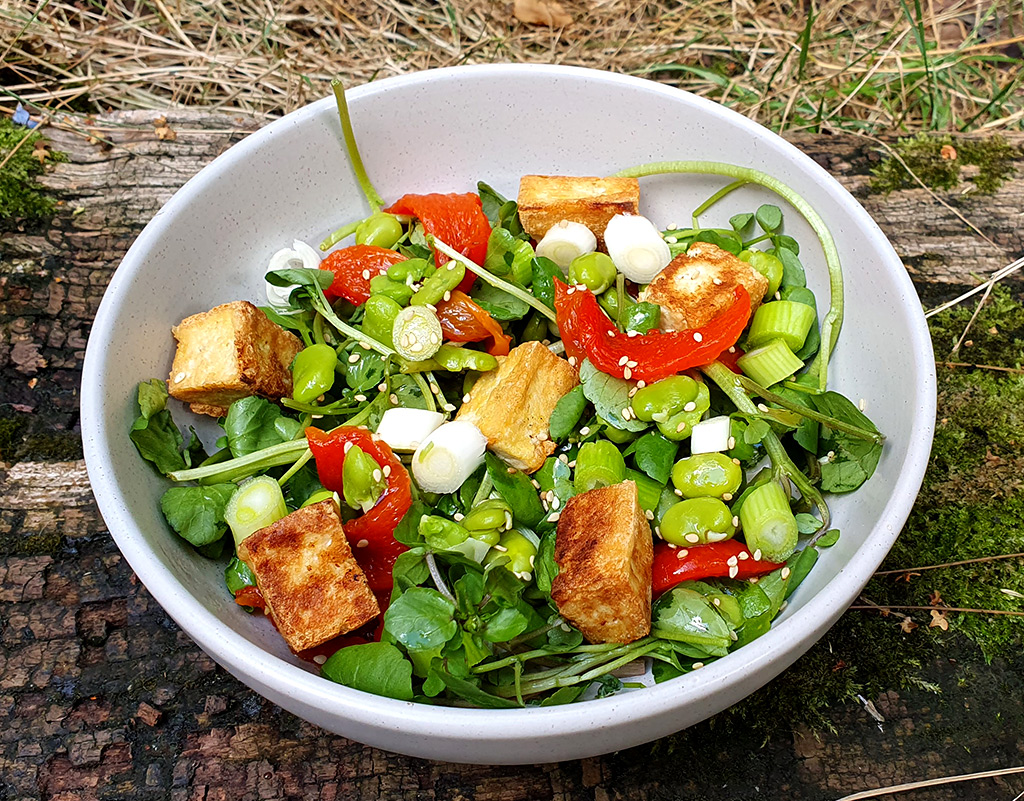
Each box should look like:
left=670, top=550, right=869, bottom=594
left=927, top=284, right=1024, bottom=365
left=870, top=133, right=1019, bottom=195
left=0, top=526, right=63, bottom=556
left=0, top=116, right=68, bottom=221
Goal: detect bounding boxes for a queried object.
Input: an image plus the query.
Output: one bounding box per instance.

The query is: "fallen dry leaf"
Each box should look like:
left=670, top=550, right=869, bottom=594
left=900, top=616, right=918, bottom=633
left=513, top=0, right=572, bottom=27
left=928, top=589, right=943, bottom=606
left=155, top=124, right=177, bottom=141
left=32, top=139, right=49, bottom=165
left=929, top=609, right=949, bottom=630
left=940, top=144, right=958, bottom=160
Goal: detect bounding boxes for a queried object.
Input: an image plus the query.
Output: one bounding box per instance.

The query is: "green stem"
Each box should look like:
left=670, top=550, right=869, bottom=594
left=431, top=238, right=557, bottom=323
left=331, top=79, right=384, bottom=213
left=308, top=281, right=395, bottom=358
left=410, top=371, right=437, bottom=413
left=168, top=439, right=310, bottom=484
left=471, top=472, right=494, bottom=508
left=614, top=160, right=843, bottom=391
left=734, top=375, right=884, bottom=443
left=742, top=232, right=772, bottom=248
left=277, top=447, right=313, bottom=486
left=692, top=179, right=748, bottom=227
left=703, top=361, right=831, bottom=530
left=319, top=219, right=362, bottom=252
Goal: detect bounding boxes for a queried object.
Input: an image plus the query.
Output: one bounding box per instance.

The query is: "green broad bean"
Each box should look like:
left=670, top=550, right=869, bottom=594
left=656, top=381, right=710, bottom=441
left=387, top=258, right=434, bottom=283
left=598, top=286, right=634, bottom=320
left=342, top=445, right=385, bottom=514
left=462, top=499, right=511, bottom=547
left=574, top=440, right=627, bottom=493
left=412, top=260, right=466, bottom=306
left=356, top=212, right=403, bottom=248
left=568, top=252, right=617, bottom=295
left=688, top=581, right=745, bottom=627
left=631, top=375, right=699, bottom=423
left=671, top=453, right=743, bottom=499
left=291, top=343, right=338, bottom=403
left=484, top=529, right=538, bottom=578
left=369, top=275, right=413, bottom=305
left=738, top=250, right=784, bottom=298
left=361, top=294, right=402, bottom=349
left=659, top=497, right=736, bottom=546
left=431, top=344, right=498, bottom=373
left=300, top=489, right=337, bottom=508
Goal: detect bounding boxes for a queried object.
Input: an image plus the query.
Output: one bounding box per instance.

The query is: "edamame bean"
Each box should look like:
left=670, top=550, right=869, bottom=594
left=369, top=275, right=413, bottom=305
left=568, top=252, right=617, bottom=294
left=631, top=375, right=699, bottom=422
left=598, top=286, right=634, bottom=319
left=656, top=381, right=711, bottom=441
left=521, top=311, right=549, bottom=342
left=671, top=453, right=743, bottom=499
left=412, top=260, right=466, bottom=306
left=361, top=294, right=402, bottom=349
left=738, top=250, right=784, bottom=298
left=431, top=344, right=498, bottom=373
left=462, top=499, right=511, bottom=547
left=659, top=497, right=736, bottom=546
left=342, top=445, right=385, bottom=513
left=300, top=489, right=336, bottom=508
left=387, top=258, right=434, bottom=283
left=291, top=343, right=337, bottom=403
left=484, top=529, right=538, bottom=578
left=356, top=212, right=404, bottom=249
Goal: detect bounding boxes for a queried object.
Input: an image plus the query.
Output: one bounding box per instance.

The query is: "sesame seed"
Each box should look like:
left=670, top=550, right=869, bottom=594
left=781, top=567, right=791, bottom=579
left=728, top=565, right=739, bottom=579
left=348, top=353, right=361, bottom=363
left=579, top=426, right=591, bottom=436
left=645, top=509, right=654, bottom=520
left=568, top=460, right=576, bottom=468
left=568, top=356, right=578, bottom=367
left=655, top=526, right=662, bottom=539
left=636, top=381, right=646, bottom=388
left=712, top=278, right=723, bottom=286
left=559, top=454, right=569, bottom=464
left=430, top=333, right=441, bottom=345
left=567, top=286, right=576, bottom=295
left=383, top=465, right=392, bottom=477
left=463, top=393, right=471, bottom=403
left=728, top=436, right=736, bottom=449
left=693, top=332, right=703, bottom=343
left=361, top=269, right=371, bottom=280
left=665, top=236, right=678, bottom=244
left=674, top=488, right=683, bottom=496
left=356, top=539, right=369, bottom=548
left=355, top=394, right=367, bottom=402
left=692, top=662, right=704, bottom=670
left=551, top=496, right=560, bottom=510
left=529, top=554, right=535, bottom=568
left=538, top=431, right=548, bottom=441
left=623, top=367, right=632, bottom=379
left=358, top=341, right=371, bottom=351
left=668, top=222, right=678, bottom=230
left=494, top=544, right=508, bottom=552
left=372, top=469, right=382, bottom=482
left=859, top=398, right=867, bottom=411
left=443, top=403, right=456, bottom=412
left=628, top=387, right=638, bottom=398
left=627, top=330, right=639, bottom=338
left=311, top=414, right=323, bottom=419
left=313, top=654, right=327, bottom=665
left=621, top=407, right=632, bottom=420
left=378, top=383, right=388, bottom=392
left=410, top=342, right=423, bottom=353
left=732, top=515, right=740, bottom=527
left=774, top=291, right=781, bottom=300
left=343, top=442, right=352, bottom=454
left=728, top=346, right=735, bottom=354
left=504, top=511, right=513, bottom=530
left=430, top=382, right=440, bottom=394
left=618, top=356, right=629, bottom=367
left=676, top=421, right=687, bottom=433
left=753, top=549, right=762, bottom=561
left=173, top=372, right=185, bottom=383
left=453, top=512, right=464, bottom=521
left=443, top=291, right=451, bottom=301
left=738, top=551, right=749, bottom=560
left=531, top=479, right=541, bottom=488
left=730, top=630, right=738, bottom=641
left=676, top=549, right=687, bottom=559
left=627, top=360, right=638, bottom=369
left=685, top=533, right=701, bottom=544
left=521, top=571, right=533, bottom=582
left=779, top=601, right=788, bottom=611
left=547, top=512, right=560, bottom=523
left=607, top=329, right=617, bottom=337
left=712, top=597, right=721, bottom=606
left=722, top=492, right=733, bottom=501
left=507, top=467, right=516, bottom=474
left=683, top=401, right=697, bottom=412
left=732, top=458, right=741, bottom=465
left=389, top=394, right=398, bottom=404
left=726, top=555, right=738, bottom=567
left=757, top=403, right=770, bottom=413
left=707, top=530, right=729, bottom=542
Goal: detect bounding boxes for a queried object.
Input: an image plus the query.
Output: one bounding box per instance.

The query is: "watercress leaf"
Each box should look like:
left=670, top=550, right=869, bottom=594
left=477, top=181, right=508, bottom=225
left=482, top=606, right=530, bottom=642
left=539, top=686, right=586, bottom=706
left=321, top=641, right=414, bottom=701
left=594, top=675, right=623, bottom=698
left=812, top=392, right=883, bottom=492
left=623, top=301, right=661, bottom=334
left=484, top=561, right=527, bottom=605
left=579, top=359, right=647, bottom=432
left=530, top=257, right=561, bottom=311
left=391, top=547, right=430, bottom=590
left=345, top=349, right=387, bottom=391
left=691, top=229, right=742, bottom=255
left=430, top=667, right=519, bottom=708
left=383, top=587, right=457, bottom=652
left=160, top=483, right=236, bottom=547
left=784, top=545, right=819, bottom=599
left=547, top=616, right=584, bottom=647
left=422, top=667, right=446, bottom=697
left=770, top=385, right=818, bottom=454
left=498, top=200, right=528, bottom=241
left=773, top=234, right=800, bottom=255
left=774, top=247, right=806, bottom=288
left=817, top=529, right=841, bottom=547
left=391, top=374, right=431, bottom=410
left=755, top=204, right=783, bottom=232
left=454, top=570, right=486, bottom=615
left=223, top=397, right=296, bottom=457
left=743, top=417, right=772, bottom=445
left=137, top=379, right=169, bottom=420
left=652, top=660, right=686, bottom=684
left=651, top=587, right=732, bottom=655
left=259, top=306, right=315, bottom=338
left=625, top=431, right=678, bottom=484
left=393, top=501, right=431, bottom=546
left=471, top=282, right=530, bottom=321
left=265, top=268, right=334, bottom=290
left=534, top=528, right=558, bottom=596
left=224, top=556, right=256, bottom=594
left=549, top=386, right=588, bottom=442
left=130, top=409, right=187, bottom=474
left=795, top=513, right=823, bottom=534
left=729, top=212, right=754, bottom=233
left=182, top=426, right=208, bottom=468
left=485, top=453, right=545, bottom=527
left=461, top=630, right=491, bottom=668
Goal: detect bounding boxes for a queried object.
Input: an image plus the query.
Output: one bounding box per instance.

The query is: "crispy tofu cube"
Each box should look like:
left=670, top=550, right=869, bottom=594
left=456, top=341, right=579, bottom=473
left=168, top=300, right=303, bottom=416
left=551, top=481, right=653, bottom=644
left=639, top=242, right=768, bottom=331
left=518, top=175, right=640, bottom=246
left=237, top=500, right=379, bottom=652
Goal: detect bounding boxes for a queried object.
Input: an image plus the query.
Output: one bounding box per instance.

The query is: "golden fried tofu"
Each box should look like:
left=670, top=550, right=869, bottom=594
left=551, top=481, right=653, bottom=644
left=639, top=242, right=769, bottom=331
left=517, top=175, right=640, bottom=247
left=168, top=301, right=303, bottom=417
left=237, top=500, right=379, bottom=652
left=456, top=341, right=579, bottom=473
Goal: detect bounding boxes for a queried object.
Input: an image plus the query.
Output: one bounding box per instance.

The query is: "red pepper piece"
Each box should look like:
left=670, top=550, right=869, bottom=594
left=652, top=540, right=783, bottom=596
left=435, top=290, right=511, bottom=356
left=554, top=279, right=751, bottom=383
left=384, top=193, right=492, bottom=292
left=306, top=426, right=411, bottom=592
left=322, top=244, right=407, bottom=305
left=234, top=585, right=266, bottom=610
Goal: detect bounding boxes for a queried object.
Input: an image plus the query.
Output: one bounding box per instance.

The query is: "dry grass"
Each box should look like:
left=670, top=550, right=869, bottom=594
left=1, top=0, right=1022, bottom=133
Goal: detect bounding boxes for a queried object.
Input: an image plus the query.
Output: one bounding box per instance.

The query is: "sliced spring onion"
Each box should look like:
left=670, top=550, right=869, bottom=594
left=224, top=475, right=289, bottom=549
left=265, top=239, right=321, bottom=309
left=736, top=338, right=805, bottom=387
left=738, top=480, right=799, bottom=562
left=412, top=420, right=488, bottom=494
left=376, top=407, right=445, bottom=452
left=689, top=415, right=732, bottom=454
left=535, top=220, right=597, bottom=271
left=392, top=305, right=443, bottom=361
left=746, top=300, right=817, bottom=352
left=603, top=214, right=671, bottom=284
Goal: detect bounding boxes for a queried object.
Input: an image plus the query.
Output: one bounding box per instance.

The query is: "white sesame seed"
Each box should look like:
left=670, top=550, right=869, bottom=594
left=453, top=512, right=464, bottom=521
left=537, top=431, right=548, bottom=441
left=529, top=555, right=535, bottom=568
left=775, top=291, right=781, bottom=300
left=676, top=549, right=687, bottom=559
left=712, top=598, right=721, bottom=606
left=676, top=421, right=687, bottom=433
left=355, top=394, right=367, bottom=402
left=494, top=544, right=508, bottom=552
left=645, top=509, right=654, bottom=520
left=692, top=662, right=704, bottom=670
left=313, top=654, right=327, bottom=665
left=636, top=380, right=646, bottom=389
left=443, top=291, right=451, bottom=301
left=712, top=278, right=723, bottom=286
left=547, top=512, right=560, bottom=523
left=310, top=414, right=323, bottom=419
left=567, top=286, right=576, bottom=295
left=730, top=630, right=738, bottom=641
left=521, top=571, right=532, bottom=582
left=343, top=442, right=352, bottom=454
left=568, top=460, right=577, bottom=468
left=383, top=465, right=392, bottom=477
left=655, top=526, right=662, bottom=539
left=732, top=458, right=741, bottom=465
left=728, top=436, right=736, bottom=449
left=356, top=539, right=369, bottom=548
left=781, top=567, right=791, bottom=580
left=728, top=346, right=735, bottom=354
left=579, top=426, right=591, bottom=436
left=627, top=360, right=638, bottom=369
left=551, top=496, right=560, bottom=510
left=683, top=401, right=697, bottom=412
left=753, top=549, right=762, bottom=561
left=378, top=383, right=388, bottom=392
left=685, top=533, right=701, bottom=544
left=665, top=236, right=678, bottom=244
left=462, top=393, right=472, bottom=403
left=618, top=356, right=629, bottom=367
left=410, top=342, right=423, bottom=353
left=607, top=329, right=617, bottom=337
left=757, top=403, right=770, bottom=413
left=693, top=332, right=703, bottom=343
left=430, top=383, right=440, bottom=394
left=779, top=601, right=788, bottom=611
left=361, top=269, right=371, bottom=280
left=348, top=353, right=361, bottom=364
left=859, top=398, right=867, bottom=411
left=504, top=511, right=513, bottom=530
left=372, top=469, right=382, bottom=482
left=732, top=515, right=740, bottom=527
left=727, top=555, right=738, bottom=567
left=722, top=492, right=733, bottom=501
left=628, top=387, right=638, bottom=398
left=674, top=488, right=683, bottom=496
left=173, top=372, right=185, bottom=383
left=729, top=565, right=739, bottom=579
left=568, top=356, right=578, bottom=367
left=738, top=551, right=749, bottom=560
left=389, top=394, right=398, bottom=404
left=443, top=403, right=456, bottom=412
left=627, top=330, right=639, bottom=338
left=559, top=454, right=569, bottom=464
left=623, top=367, right=633, bottom=380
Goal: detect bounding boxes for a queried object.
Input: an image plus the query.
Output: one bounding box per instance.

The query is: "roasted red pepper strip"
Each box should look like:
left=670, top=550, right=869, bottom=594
left=652, top=540, right=783, bottom=596
left=322, top=244, right=407, bottom=305
left=554, top=279, right=751, bottom=382
left=384, top=192, right=491, bottom=293
left=234, top=585, right=266, bottom=610
left=435, top=290, right=511, bottom=356
left=306, top=426, right=411, bottom=592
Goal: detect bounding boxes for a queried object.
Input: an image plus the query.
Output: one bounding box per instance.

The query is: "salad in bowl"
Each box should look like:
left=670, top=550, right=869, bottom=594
left=126, top=81, right=885, bottom=708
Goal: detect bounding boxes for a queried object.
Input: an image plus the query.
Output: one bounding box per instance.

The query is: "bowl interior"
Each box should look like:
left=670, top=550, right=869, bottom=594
left=82, top=65, right=934, bottom=762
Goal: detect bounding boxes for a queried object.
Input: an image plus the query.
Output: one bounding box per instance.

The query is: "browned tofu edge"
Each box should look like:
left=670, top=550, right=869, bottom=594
left=517, top=175, right=641, bottom=246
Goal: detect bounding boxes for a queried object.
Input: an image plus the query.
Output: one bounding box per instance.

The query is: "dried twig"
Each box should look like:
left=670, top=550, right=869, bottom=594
left=874, top=552, right=1024, bottom=575
left=833, top=764, right=1024, bottom=801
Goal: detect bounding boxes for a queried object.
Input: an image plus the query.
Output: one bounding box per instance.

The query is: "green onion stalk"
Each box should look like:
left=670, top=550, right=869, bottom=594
left=612, top=160, right=844, bottom=391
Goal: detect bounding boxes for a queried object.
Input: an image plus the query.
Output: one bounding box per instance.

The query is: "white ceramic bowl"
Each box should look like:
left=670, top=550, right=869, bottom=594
left=81, top=64, right=935, bottom=764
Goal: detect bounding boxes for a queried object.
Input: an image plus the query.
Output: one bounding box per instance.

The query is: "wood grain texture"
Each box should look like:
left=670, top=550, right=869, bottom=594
left=2, top=110, right=1024, bottom=800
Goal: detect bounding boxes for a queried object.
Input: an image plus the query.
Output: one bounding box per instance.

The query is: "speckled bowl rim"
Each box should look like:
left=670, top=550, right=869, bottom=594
left=82, top=64, right=936, bottom=764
